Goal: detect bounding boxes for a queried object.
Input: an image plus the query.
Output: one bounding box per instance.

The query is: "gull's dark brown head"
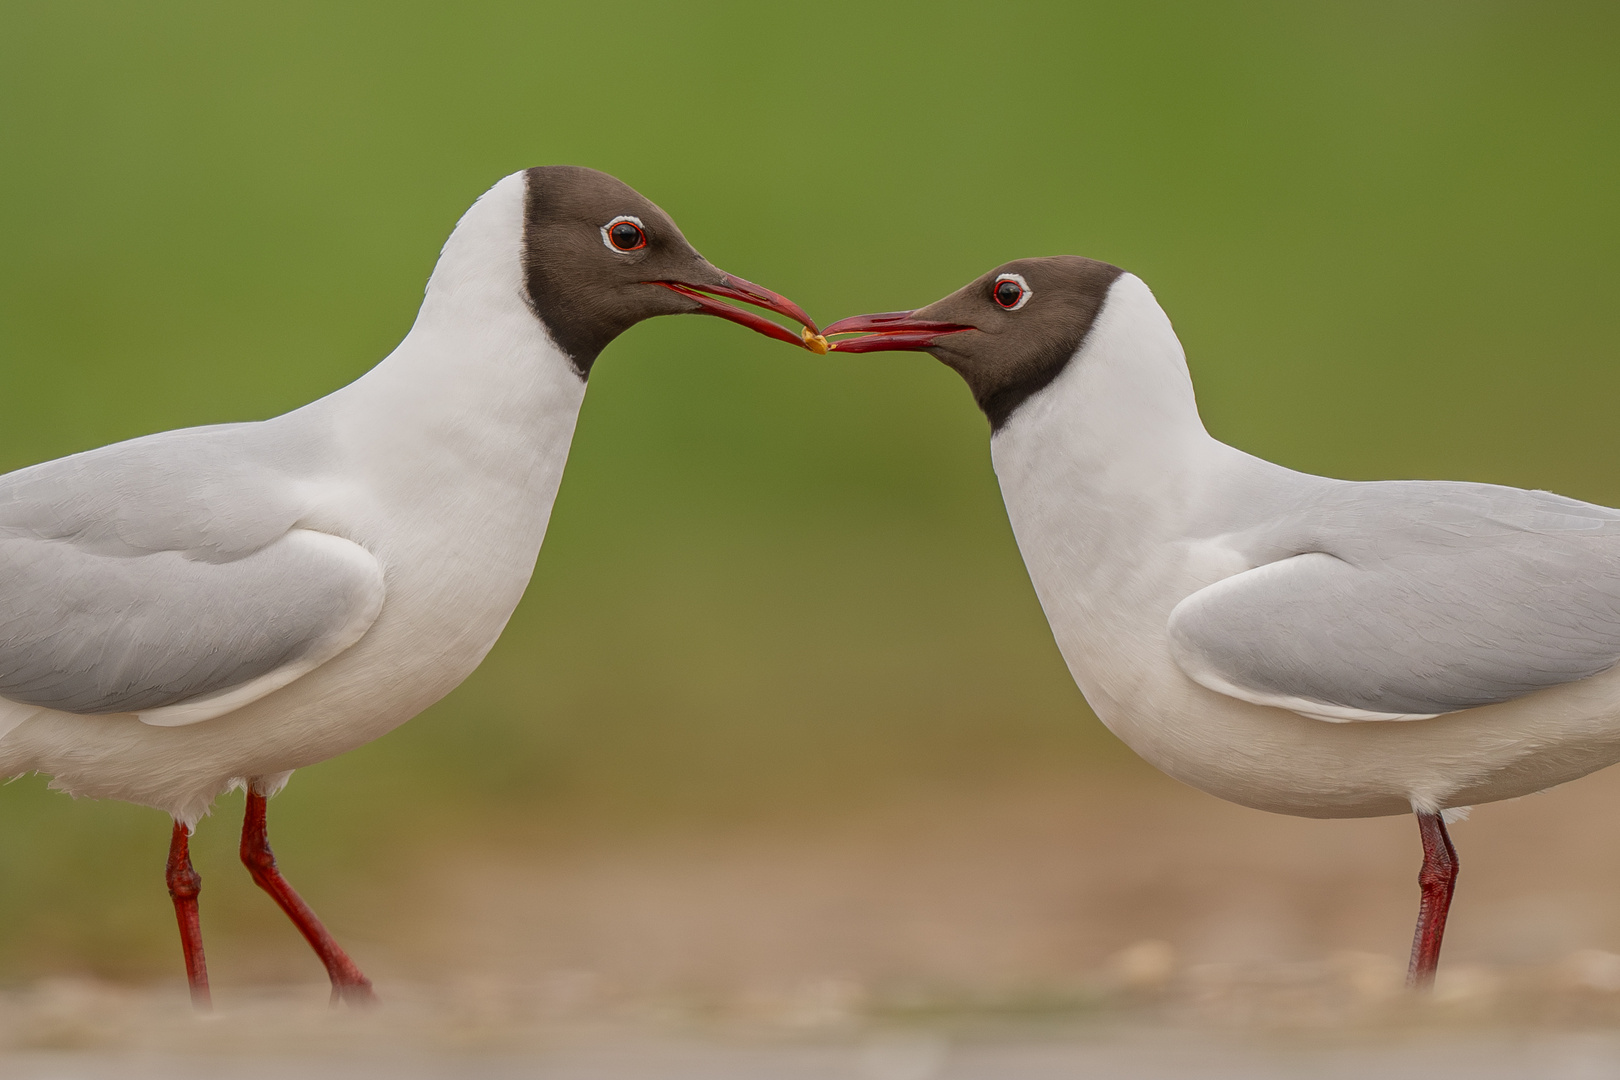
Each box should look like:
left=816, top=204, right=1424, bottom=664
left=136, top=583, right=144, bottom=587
left=521, top=166, right=818, bottom=377
left=825, top=256, right=1126, bottom=430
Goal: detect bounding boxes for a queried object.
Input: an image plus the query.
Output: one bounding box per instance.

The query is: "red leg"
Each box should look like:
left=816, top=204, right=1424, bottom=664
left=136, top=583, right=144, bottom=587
left=239, top=790, right=375, bottom=1004
left=1406, top=810, right=1460, bottom=989
left=165, top=821, right=211, bottom=1010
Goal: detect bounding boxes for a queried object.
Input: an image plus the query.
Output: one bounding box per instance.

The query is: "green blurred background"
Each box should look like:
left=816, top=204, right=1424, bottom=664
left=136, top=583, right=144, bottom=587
left=0, top=1, right=1615, bottom=984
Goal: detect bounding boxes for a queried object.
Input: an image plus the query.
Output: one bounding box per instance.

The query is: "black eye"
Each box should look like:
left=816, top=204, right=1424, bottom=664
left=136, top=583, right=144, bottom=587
left=994, top=279, right=1025, bottom=309
left=608, top=220, right=646, bottom=251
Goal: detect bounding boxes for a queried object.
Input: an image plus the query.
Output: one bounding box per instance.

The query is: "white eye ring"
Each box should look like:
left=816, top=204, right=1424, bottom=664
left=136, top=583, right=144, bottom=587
left=993, top=272, right=1033, bottom=311
left=600, top=214, right=647, bottom=253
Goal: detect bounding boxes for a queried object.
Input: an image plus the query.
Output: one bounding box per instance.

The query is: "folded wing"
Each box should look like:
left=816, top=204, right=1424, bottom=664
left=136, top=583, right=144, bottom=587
left=1168, top=482, right=1620, bottom=722
left=0, top=422, right=384, bottom=728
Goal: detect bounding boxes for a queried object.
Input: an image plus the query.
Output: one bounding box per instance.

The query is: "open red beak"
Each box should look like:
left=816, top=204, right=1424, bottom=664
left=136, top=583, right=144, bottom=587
left=656, top=273, right=822, bottom=350
left=823, top=311, right=974, bottom=353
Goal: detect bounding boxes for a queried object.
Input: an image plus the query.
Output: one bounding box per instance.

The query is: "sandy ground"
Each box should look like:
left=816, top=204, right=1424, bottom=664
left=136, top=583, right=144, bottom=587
left=13, top=1018, right=1620, bottom=1079
left=405, top=763, right=1620, bottom=995
left=13, top=763, right=1620, bottom=1075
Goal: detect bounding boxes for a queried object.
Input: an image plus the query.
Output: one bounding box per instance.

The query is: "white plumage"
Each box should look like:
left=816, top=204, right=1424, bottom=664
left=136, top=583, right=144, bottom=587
left=0, top=172, right=581, bottom=823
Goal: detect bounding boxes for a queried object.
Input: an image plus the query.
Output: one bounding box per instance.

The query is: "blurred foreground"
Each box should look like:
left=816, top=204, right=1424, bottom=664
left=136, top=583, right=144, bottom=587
left=11, top=765, right=1620, bottom=1074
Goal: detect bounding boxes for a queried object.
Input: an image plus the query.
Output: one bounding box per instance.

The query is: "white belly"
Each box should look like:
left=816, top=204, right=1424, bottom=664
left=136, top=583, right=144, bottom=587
left=0, top=387, right=584, bottom=825
left=0, top=489, right=554, bottom=823
left=1030, top=539, right=1620, bottom=819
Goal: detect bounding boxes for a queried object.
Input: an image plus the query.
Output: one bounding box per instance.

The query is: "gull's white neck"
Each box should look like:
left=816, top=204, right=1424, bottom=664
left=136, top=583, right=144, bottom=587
left=309, top=173, right=587, bottom=547
left=991, top=274, right=1228, bottom=572
left=988, top=273, right=1247, bottom=723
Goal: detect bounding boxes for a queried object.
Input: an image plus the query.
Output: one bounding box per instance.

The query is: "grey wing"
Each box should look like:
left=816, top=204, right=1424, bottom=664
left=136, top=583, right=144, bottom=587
left=0, top=527, right=384, bottom=725
left=0, top=422, right=384, bottom=726
left=1167, top=482, right=1620, bottom=722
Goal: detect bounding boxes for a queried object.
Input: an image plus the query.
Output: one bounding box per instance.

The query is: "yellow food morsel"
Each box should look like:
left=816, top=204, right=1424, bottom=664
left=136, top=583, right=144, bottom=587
left=801, top=329, right=831, bottom=354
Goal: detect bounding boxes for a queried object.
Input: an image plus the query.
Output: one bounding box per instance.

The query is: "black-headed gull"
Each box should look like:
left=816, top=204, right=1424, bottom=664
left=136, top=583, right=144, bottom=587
left=0, top=165, right=819, bottom=1006
left=828, top=257, right=1620, bottom=986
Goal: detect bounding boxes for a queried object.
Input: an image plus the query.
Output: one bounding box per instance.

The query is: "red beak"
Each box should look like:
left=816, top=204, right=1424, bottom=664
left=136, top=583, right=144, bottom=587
left=656, top=273, right=821, bottom=350
left=823, top=311, right=974, bottom=352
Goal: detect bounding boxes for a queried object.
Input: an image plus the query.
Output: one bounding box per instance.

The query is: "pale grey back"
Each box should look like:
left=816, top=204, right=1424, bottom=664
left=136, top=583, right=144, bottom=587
left=0, top=418, right=375, bottom=714
left=1171, top=476, right=1620, bottom=716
